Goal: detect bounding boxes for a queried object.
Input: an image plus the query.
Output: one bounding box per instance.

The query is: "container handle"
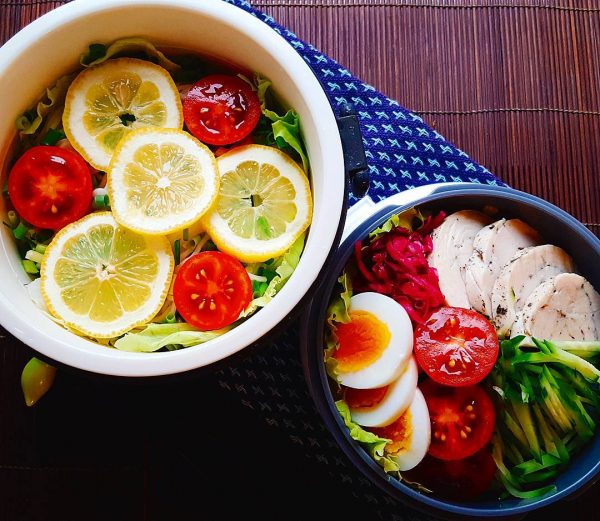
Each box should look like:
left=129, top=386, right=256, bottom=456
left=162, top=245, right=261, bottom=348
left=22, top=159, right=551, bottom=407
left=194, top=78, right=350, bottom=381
left=337, top=104, right=369, bottom=198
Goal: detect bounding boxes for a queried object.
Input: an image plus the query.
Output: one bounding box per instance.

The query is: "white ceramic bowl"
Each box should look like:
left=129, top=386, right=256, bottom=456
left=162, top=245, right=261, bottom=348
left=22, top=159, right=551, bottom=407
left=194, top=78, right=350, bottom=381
left=0, top=0, right=345, bottom=376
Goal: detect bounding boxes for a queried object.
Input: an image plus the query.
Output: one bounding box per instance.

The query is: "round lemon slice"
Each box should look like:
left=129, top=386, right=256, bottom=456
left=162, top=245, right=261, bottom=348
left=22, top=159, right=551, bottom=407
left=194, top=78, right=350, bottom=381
left=108, top=128, right=219, bottom=235
left=63, top=57, right=183, bottom=171
left=41, top=212, right=174, bottom=338
left=203, top=145, right=313, bottom=263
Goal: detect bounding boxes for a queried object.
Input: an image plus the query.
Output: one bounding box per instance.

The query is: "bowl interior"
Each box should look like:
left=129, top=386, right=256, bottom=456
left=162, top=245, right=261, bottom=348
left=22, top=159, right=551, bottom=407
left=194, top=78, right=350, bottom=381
left=308, top=186, right=600, bottom=517
left=0, top=0, right=344, bottom=376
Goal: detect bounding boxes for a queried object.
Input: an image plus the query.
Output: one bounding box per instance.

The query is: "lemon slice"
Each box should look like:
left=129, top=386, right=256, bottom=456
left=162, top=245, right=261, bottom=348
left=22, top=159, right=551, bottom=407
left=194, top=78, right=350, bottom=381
left=108, top=128, right=219, bottom=235
left=203, top=145, right=312, bottom=263
left=40, top=212, right=174, bottom=338
left=63, top=57, right=183, bottom=171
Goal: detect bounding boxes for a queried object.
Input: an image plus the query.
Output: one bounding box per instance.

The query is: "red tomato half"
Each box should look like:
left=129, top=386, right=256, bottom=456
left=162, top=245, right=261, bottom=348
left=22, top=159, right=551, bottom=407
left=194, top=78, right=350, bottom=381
left=421, top=379, right=495, bottom=461
left=414, top=306, right=499, bottom=386
left=8, top=145, right=92, bottom=230
left=173, top=251, right=252, bottom=331
left=404, top=448, right=497, bottom=501
left=183, top=75, right=261, bottom=146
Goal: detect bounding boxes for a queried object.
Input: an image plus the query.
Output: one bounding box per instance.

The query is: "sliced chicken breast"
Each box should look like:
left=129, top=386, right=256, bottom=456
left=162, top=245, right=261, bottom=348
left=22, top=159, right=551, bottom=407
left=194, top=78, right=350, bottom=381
left=465, top=219, right=541, bottom=316
left=512, top=273, right=600, bottom=341
left=491, top=245, right=575, bottom=338
left=428, top=210, right=492, bottom=308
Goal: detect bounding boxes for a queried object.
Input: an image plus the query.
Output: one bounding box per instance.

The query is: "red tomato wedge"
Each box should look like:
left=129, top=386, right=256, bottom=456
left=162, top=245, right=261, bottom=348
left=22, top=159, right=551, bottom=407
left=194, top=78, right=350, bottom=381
left=8, top=145, right=92, bottom=230
left=404, top=448, right=496, bottom=501
left=183, top=74, right=261, bottom=146
left=421, top=379, right=495, bottom=461
left=413, top=306, right=499, bottom=386
left=173, top=251, right=252, bottom=331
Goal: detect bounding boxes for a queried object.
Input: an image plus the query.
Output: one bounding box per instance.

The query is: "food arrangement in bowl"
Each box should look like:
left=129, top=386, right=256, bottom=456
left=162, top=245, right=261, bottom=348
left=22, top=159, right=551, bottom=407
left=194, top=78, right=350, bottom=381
left=323, top=199, right=600, bottom=505
left=3, top=37, right=312, bottom=353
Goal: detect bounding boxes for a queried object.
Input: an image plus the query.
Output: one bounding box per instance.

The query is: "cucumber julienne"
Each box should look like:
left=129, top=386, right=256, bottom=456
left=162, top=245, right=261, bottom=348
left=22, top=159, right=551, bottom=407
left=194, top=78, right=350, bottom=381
left=491, top=336, right=600, bottom=498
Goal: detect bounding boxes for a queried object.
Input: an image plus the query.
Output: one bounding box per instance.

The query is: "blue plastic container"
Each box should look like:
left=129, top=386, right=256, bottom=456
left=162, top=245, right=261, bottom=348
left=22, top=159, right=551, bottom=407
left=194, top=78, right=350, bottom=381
left=300, top=183, right=600, bottom=518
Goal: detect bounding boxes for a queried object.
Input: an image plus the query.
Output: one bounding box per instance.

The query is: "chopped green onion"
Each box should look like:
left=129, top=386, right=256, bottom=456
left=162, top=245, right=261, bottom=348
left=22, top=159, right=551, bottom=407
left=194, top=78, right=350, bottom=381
left=204, top=239, right=217, bottom=251
left=34, top=243, right=47, bottom=254
left=93, top=194, right=110, bottom=209
left=183, top=228, right=189, bottom=241
left=25, top=250, right=44, bottom=264
left=165, top=313, right=177, bottom=324
left=82, top=43, right=107, bottom=65
left=258, top=266, right=277, bottom=284
left=34, top=229, right=53, bottom=244
left=7, top=210, right=19, bottom=228
left=13, top=221, right=29, bottom=240
left=22, top=259, right=39, bottom=274
left=252, top=280, right=269, bottom=297
left=173, top=239, right=181, bottom=264
left=41, top=128, right=66, bottom=146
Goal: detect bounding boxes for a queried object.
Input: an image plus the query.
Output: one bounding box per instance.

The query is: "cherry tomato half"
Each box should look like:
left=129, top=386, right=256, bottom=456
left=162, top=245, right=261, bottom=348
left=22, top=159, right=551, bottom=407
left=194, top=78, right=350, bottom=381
left=421, top=379, right=495, bottom=461
left=404, top=448, right=497, bottom=501
left=8, top=145, right=92, bottom=230
left=183, top=74, right=261, bottom=146
left=173, top=251, right=252, bottom=331
left=414, top=306, right=499, bottom=386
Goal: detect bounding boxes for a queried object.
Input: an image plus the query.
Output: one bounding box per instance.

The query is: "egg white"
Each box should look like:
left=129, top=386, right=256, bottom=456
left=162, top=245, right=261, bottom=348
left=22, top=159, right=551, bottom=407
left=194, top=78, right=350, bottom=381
left=337, top=292, right=413, bottom=389
left=390, top=388, right=431, bottom=471
left=349, top=357, right=418, bottom=428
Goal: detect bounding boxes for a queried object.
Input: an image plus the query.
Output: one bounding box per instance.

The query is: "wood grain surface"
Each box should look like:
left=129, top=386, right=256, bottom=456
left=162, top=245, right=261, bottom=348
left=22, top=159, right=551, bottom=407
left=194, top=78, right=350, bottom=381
left=0, top=1, right=598, bottom=521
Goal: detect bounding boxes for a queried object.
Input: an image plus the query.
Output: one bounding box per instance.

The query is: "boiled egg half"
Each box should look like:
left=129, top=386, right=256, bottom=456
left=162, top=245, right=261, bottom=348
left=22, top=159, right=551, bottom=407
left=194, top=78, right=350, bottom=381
left=332, top=292, right=413, bottom=389
left=372, top=388, right=431, bottom=471
left=345, top=357, right=418, bottom=428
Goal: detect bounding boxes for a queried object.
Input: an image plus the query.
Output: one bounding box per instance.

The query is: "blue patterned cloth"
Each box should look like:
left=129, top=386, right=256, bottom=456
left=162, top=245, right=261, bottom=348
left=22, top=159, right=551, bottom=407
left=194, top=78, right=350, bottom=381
left=216, top=1, right=504, bottom=518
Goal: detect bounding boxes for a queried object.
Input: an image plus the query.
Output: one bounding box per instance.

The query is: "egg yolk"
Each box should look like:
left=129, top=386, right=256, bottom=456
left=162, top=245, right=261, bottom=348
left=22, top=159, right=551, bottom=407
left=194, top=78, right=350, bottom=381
left=345, top=385, right=389, bottom=409
left=372, top=409, right=413, bottom=456
left=333, top=310, right=391, bottom=372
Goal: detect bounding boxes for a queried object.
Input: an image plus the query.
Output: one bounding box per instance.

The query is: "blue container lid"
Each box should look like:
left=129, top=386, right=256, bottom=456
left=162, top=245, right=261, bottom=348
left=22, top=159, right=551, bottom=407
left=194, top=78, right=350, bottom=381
left=300, top=183, right=600, bottom=518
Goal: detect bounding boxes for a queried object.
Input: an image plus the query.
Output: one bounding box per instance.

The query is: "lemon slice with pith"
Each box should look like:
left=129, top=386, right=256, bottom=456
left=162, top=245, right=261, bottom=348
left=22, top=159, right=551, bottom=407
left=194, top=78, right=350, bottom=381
left=63, top=57, right=183, bottom=171
left=203, top=145, right=313, bottom=263
left=41, top=212, right=174, bottom=338
left=108, top=128, right=219, bottom=235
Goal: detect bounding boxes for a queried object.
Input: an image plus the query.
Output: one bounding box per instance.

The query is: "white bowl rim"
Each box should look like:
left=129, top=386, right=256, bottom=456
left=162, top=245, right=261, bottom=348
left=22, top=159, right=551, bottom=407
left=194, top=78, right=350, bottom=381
left=0, top=0, right=345, bottom=377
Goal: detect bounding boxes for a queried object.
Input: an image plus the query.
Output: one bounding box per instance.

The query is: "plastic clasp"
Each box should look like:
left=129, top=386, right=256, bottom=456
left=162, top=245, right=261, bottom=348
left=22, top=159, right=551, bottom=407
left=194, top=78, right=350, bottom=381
left=337, top=104, right=369, bottom=198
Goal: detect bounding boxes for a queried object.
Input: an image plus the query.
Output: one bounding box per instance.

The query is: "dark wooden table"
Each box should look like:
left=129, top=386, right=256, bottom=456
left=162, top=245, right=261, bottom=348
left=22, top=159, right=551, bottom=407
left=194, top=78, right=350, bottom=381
left=0, top=1, right=598, bottom=520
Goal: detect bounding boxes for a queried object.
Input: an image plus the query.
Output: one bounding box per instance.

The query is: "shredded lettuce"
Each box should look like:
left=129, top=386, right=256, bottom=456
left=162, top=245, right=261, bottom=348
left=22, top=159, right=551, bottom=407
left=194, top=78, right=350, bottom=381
left=324, top=273, right=353, bottom=380
left=80, top=37, right=180, bottom=72
left=16, top=73, right=75, bottom=138
left=114, top=323, right=230, bottom=353
left=326, top=272, right=353, bottom=327
left=250, top=74, right=309, bottom=172
left=241, top=232, right=305, bottom=317
left=336, top=400, right=400, bottom=473
left=368, top=207, right=425, bottom=240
